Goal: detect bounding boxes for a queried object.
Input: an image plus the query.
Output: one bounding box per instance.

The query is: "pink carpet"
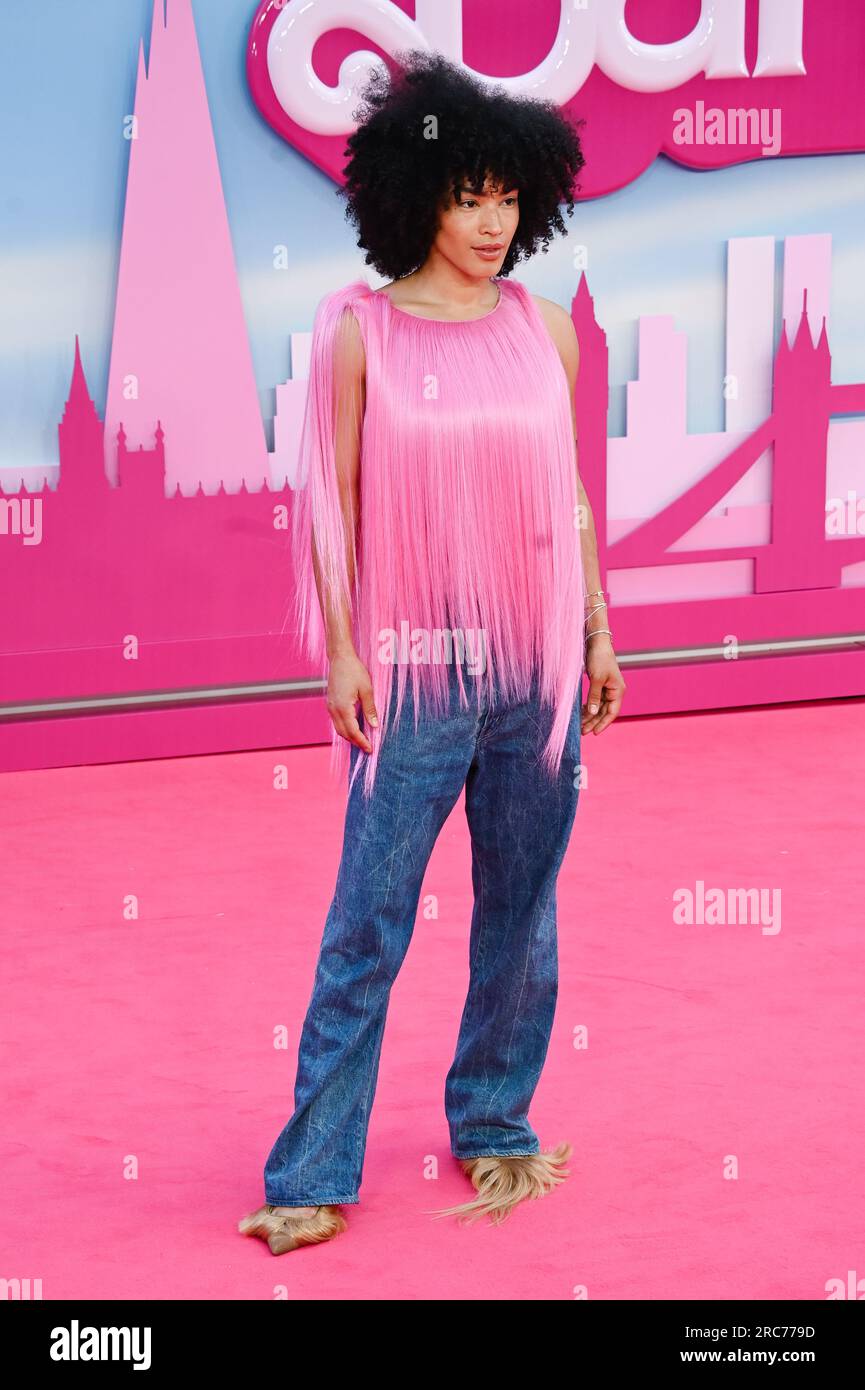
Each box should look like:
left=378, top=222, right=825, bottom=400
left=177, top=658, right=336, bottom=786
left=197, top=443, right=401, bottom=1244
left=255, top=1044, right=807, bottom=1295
left=2, top=698, right=863, bottom=1301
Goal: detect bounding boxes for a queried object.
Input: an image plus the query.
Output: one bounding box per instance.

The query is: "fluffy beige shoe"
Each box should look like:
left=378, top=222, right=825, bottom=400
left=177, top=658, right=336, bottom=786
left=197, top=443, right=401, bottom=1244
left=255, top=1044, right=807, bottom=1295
left=423, top=1141, right=573, bottom=1226
left=238, top=1203, right=347, bottom=1254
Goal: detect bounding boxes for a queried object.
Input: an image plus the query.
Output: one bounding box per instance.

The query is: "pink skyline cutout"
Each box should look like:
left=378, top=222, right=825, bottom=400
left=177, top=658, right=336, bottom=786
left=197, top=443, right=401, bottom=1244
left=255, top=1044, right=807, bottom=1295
left=104, top=0, right=270, bottom=491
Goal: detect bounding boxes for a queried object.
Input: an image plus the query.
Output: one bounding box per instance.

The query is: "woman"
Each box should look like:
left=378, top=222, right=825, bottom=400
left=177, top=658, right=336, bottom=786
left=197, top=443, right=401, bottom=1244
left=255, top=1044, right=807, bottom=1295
left=240, top=51, right=625, bottom=1254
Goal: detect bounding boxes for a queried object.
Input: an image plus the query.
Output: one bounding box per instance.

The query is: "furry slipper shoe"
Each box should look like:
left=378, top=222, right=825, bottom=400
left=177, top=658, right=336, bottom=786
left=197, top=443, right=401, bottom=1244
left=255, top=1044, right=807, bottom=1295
left=238, top=1203, right=347, bottom=1254
left=424, top=1141, right=573, bottom=1226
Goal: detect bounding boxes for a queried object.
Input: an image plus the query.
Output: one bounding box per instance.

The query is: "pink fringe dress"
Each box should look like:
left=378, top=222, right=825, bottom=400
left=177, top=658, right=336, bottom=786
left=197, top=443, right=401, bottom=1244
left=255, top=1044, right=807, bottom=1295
left=291, top=275, right=587, bottom=798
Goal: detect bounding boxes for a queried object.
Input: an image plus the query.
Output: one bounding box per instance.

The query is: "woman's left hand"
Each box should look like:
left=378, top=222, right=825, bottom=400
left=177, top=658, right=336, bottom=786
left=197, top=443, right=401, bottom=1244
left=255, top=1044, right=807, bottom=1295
left=581, top=635, right=627, bottom=734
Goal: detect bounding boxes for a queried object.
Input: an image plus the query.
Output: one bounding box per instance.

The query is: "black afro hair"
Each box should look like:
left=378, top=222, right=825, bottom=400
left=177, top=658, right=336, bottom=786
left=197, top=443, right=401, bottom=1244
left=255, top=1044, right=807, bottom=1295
left=336, top=49, right=586, bottom=280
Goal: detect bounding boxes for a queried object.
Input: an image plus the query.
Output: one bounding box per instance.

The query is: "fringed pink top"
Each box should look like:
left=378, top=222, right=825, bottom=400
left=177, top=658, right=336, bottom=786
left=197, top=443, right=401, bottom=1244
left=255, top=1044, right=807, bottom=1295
left=291, top=275, right=586, bottom=798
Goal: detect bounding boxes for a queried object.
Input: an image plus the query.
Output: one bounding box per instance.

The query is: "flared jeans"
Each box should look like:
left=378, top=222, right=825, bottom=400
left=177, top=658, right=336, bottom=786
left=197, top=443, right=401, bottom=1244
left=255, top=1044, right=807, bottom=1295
left=263, top=660, right=583, bottom=1206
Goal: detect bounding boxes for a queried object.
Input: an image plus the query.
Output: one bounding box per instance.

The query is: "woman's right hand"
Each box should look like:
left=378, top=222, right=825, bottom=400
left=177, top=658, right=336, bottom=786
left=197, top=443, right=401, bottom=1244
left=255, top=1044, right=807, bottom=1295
left=325, top=651, right=379, bottom=753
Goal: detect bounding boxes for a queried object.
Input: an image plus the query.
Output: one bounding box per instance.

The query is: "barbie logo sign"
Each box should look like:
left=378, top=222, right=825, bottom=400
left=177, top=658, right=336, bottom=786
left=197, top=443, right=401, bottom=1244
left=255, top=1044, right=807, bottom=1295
left=247, top=0, right=865, bottom=197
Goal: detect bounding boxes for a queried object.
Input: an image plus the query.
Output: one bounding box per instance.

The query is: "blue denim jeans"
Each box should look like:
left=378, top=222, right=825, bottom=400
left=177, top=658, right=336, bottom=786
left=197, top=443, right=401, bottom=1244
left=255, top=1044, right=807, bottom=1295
left=263, top=660, right=583, bottom=1206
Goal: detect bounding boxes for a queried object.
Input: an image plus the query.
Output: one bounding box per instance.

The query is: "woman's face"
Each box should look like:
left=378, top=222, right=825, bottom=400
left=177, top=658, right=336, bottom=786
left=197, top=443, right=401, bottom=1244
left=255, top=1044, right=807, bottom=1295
left=434, top=175, right=519, bottom=277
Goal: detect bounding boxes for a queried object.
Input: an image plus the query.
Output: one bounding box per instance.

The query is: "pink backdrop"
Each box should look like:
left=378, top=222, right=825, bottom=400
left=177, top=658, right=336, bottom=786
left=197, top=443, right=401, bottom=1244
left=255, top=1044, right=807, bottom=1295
left=2, top=0, right=864, bottom=773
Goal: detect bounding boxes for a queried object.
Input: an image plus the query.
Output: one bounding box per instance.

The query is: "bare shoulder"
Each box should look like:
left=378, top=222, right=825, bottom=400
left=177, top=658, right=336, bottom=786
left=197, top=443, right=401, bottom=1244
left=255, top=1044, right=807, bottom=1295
left=528, top=292, right=579, bottom=378
left=530, top=292, right=578, bottom=345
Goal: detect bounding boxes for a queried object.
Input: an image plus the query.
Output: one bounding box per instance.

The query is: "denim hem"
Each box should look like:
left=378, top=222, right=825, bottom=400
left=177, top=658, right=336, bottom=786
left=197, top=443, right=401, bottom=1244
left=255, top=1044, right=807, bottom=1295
left=264, top=1194, right=359, bottom=1207
left=452, top=1149, right=540, bottom=1160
